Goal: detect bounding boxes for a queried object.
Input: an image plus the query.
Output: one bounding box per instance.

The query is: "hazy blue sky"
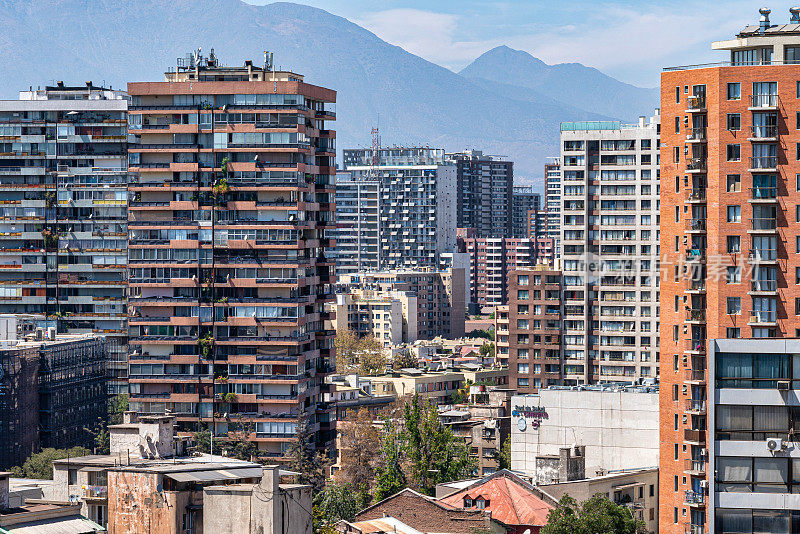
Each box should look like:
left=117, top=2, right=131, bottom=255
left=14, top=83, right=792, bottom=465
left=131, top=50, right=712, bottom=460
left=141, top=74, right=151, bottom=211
left=246, top=1, right=799, bottom=87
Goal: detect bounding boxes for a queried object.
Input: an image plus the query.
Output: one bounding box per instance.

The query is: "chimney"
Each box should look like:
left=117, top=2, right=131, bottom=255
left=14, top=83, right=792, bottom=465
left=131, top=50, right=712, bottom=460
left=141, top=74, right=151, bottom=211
left=759, top=7, right=771, bottom=32
left=259, top=465, right=281, bottom=495
left=122, top=411, right=138, bottom=424
left=791, top=7, right=800, bottom=23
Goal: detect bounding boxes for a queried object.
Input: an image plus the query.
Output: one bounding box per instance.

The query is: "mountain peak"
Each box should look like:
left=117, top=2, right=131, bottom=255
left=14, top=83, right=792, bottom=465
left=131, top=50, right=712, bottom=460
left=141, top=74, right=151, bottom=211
left=464, top=45, right=547, bottom=72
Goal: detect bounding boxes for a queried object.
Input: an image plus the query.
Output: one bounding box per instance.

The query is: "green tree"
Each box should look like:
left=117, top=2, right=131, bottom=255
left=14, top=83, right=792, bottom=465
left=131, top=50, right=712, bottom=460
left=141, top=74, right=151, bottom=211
left=335, top=329, right=387, bottom=376
left=373, top=417, right=407, bottom=502
left=12, top=447, right=90, bottom=480
left=193, top=429, right=212, bottom=453
left=401, top=395, right=474, bottom=495
left=391, top=349, right=418, bottom=370
left=316, top=481, right=361, bottom=523
left=542, top=494, right=647, bottom=534
left=479, top=342, right=495, bottom=359
left=108, top=394, right=129, bottom=424
left=337, top=408, right=380, bottom=497
left=288, top=415, right=329, bottom=493
left=493, top=436, right=511, bottom=470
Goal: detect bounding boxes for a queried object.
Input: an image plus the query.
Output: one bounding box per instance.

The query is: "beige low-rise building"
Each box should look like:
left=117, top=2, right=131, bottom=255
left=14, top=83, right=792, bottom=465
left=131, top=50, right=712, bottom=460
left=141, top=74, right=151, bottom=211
left=367, top=370, right=464, bottom=405
left=332, top=288, right=417, bottom=346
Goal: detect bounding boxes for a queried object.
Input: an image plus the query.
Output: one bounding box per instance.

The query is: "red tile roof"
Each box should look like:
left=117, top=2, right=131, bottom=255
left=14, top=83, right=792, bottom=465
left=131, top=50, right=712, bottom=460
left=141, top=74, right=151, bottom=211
left=439, top=472, right=553, bottom=527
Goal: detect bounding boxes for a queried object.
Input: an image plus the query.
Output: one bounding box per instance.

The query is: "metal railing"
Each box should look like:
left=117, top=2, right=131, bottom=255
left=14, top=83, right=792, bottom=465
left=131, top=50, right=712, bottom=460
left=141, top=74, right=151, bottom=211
left=687, top=96, right=706, bottom=110
left=750, top=186, right=777, bottom=199
left=685, top=399, right=707, bottom=413
left=687, top=189, right=706, bottom=200
left=751, top=217, right=777, bottom=230
left=751, top=94, right=779, bottom=108
left=687, top=158, right=706, bottom=170
left=689, top=218, right=706, bottom=230
left=750, top=310, right=777, bottom=323
left=751, top=279, right=778, bottom=291
left=749, top=248, right=777, bottom=261
left=684, top=490, right=706, bottom=505
left=750, top=125, right=777, bottom=138
left=687, top=128, right=706, bottom=140
left=750, top=156, right=778, bottom=169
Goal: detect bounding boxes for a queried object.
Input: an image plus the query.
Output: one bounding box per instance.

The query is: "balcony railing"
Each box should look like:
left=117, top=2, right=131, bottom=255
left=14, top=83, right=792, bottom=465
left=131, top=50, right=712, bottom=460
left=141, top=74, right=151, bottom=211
left=685, top=459, right=706, bottom=474
left=685, top=339, right=706, bottom=352
left=684, top=490, right=706, bottom=505
left=688, top=280, right=706, bottom=291
left=750, top=94, right=779, bottom=108
left=684, top=429, right=706, bottom=443
left=686, top=158, right=706, bottom=171
left=687, top=309, right=705, bottom=321
left=685, top=399, right=707, bottom=413
left=749, top=248, right=777, bottom=261
left=687, top=96, right=706, bottom=110
left=750, top=310, right=777, bottom=323
left=689, top=218, right=706, bottom=231
left=751, top=217, right=777, bottom=230
left=686, top=189, right=706, bottom=201
left=750, top=125, right=777, bottom=139
left=684, top=369, right=706, bottom=382
left=687, top=128, right=706, bottom=140
left=751, top=279, right=778, bottom=292
left=750, top=186, right=777, bottom=199
left=750, top=156, right=778, bottom=169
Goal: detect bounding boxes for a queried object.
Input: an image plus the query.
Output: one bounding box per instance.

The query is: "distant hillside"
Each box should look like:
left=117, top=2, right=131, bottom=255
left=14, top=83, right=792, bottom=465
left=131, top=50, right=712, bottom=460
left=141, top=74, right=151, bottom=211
left=460, top=46, right=659, bottom=122
left=0, top=1, right=656, bottom=183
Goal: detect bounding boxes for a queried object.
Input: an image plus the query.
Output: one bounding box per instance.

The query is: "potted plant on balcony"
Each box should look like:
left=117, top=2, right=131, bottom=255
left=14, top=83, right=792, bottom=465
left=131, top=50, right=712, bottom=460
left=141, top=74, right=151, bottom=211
left=41, top=227, right=60, bottom=250
left=44, top=191, right=57, bottom=209
left=199, top=334, right=214, bottom=359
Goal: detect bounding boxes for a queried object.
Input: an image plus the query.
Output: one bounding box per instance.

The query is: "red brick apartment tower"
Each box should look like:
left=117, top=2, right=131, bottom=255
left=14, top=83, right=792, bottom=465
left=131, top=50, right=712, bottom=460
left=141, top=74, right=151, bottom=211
left=660, top=9, right=800, bottom=533
left=126, top=50, right=337, bottom=460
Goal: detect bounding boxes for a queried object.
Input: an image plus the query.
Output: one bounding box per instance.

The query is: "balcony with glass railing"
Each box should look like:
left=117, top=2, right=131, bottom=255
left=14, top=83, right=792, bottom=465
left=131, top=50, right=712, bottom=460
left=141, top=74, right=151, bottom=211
left=749, top=94, right=779, bottom=110
left=750, top=310, right=777, bottom=324
left=749, top=125, right=778, bottom=140
left=750, top=279, right=778, bottom=292
left=684, top=398, right=706, bottom=414
left=686, top=96, right=706, bottom=111
left=749, top=156, right=778, bottom=170
left=686, top=127, right=706, bottom=142
left=684, top=458, right=706, bottom=476
left=688, top=218, right=706, bottom=232
left=686, top=158, right=707, bottom=172
left=687, top=309, right=705, bottom=322
left=750, top=186, right=778, bottom=201
left=750, top=217, right=777, bottom=231
left=748, top=248, right=777, bottom=262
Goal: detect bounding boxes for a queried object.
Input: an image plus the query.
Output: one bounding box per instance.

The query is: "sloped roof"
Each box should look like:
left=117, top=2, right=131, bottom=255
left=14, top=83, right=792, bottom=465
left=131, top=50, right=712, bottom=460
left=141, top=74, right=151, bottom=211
left=439, top=471, right=553, bottom=527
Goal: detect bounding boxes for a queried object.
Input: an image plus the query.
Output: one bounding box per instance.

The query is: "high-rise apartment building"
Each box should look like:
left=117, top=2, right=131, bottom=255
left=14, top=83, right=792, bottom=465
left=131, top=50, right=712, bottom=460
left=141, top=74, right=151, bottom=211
left=342, top=147, right=456, bottom=271
left=0, top=83, right=129, bottom=394
left=334, top=169, right=379, bottom=274
left=126, top=51, right=337, bottom=459
left=448, top=150, right=513, bottom=238
left=544, top=160, right=561, bottom=254
left=496, top=268, right=562, bottom=393
left=560, top=111, right=661, bottom=385
left=457, top=232, right=537, bottom=308
left=660, top=9, right=800, bottom=534
left=512, top=185, right=540, bottom=239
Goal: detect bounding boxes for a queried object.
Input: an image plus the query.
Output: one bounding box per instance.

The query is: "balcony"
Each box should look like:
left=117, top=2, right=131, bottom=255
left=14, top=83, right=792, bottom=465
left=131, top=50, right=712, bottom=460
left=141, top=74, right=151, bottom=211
left=687, top=218, right=706, bottom=232
left=749, top=187, right=778, bottom=202
left=749, top=94, right=779, bottom=110
left=685, top=339, right=706, bottom=353
left=686, top=128, right=706, bottom=142
left=687, top=309, right=705, bottom=322
left=684, top=429, right=706, bottom=444
left=749, top=156, right=778, bottom=171
left=749, top=217, right=777, bottom=231
left=684, top=369, right=706, bottom=384
left=749, top=125, right=778, bottom=140
left=685, top=249, right=705, bottom=262
left=686, top=158, right=706, bottom=172
left=686, top=280, right=706, bottom=293
left=685, top=399, right=707, bottom=414
left=684, top=459, right=706, bottom=476
left=750, top=279, right=778, bottom=293
left=750, top=310, right=777, bottom=325
left=684, top=490, right=706, bottom=506
left=685, top=524, right=705, bottom=534
left=686, top=189, right=706, bottom=202
left=748, top=248, right=777, bottom=262
left=686, top=96, right=706, bottom=112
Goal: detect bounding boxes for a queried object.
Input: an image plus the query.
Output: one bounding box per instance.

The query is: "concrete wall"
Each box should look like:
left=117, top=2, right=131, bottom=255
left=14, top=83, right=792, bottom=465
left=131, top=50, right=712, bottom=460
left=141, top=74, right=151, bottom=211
left=511, top=390, right=659, bottom=481
left=110, top=416, right=174, bottom=459
left=107, top=471, right=193, bottom=534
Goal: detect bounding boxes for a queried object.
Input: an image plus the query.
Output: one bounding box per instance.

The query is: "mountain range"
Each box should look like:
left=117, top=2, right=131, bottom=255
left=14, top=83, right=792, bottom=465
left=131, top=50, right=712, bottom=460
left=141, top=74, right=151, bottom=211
left=0, top=0, right=659, bottom=185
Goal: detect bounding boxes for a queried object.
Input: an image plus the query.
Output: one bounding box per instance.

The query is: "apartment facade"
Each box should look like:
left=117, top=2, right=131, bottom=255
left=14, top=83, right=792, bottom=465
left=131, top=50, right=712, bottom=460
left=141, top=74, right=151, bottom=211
left=560, top=112, right=661, bottom=385
left=503, top=268, right=562, bottom=393
left=333, top=169, right=379, bottom=275
left=338, top=269, right=465, bottom=340
left=0, top=326, right=106, bottom=469
left=544, top=160, right=561, bottom=254
left=512, top=186, right=540, bottom=239
left=342, top=147, right=456, bottom=271
left=706, top=339, right=800, bottom=534
left=659, top=10, right=800, bottom=534
left=457, top=233, right=537, bottom=308
left=332, top=287, right=418, bottom=346
left=126, top=51, right=337, bottom=459
left=448, top=150, right=513, bottom=238
left=0, top=83, right=129, bottom=394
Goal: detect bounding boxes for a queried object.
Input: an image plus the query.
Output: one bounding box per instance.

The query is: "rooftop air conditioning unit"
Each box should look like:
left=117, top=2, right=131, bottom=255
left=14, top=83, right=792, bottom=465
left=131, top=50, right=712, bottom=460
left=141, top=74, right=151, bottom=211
left=766, top=437, right=786, bottom=452
left=778, top=380, right=790, bottom=391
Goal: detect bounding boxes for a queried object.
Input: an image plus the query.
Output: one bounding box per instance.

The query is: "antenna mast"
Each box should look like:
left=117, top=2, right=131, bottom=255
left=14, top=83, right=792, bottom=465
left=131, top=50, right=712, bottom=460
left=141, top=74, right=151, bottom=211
left=370, top=126, right=380, bottom=179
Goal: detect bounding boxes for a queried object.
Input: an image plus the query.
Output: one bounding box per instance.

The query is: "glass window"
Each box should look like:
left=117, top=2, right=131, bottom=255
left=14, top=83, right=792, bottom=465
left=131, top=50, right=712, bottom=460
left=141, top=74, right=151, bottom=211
left=787, top=46, right=800, bottom=64
left=727, top=82, right=741, bottom=100
left=727, top=205, right=741, bottom=222
left=727, top=144, right=741, bottom=161
left=727, top=296, right=741, bottom=314
left=727, top=174, right=740, bottom=192
left=727, top=113, right=741, bottom=131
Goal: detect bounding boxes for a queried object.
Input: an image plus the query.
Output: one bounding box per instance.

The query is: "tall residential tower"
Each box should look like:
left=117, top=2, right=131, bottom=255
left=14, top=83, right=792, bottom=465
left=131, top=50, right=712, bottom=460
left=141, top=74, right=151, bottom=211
left=126, top=51, right=337, bottom=459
